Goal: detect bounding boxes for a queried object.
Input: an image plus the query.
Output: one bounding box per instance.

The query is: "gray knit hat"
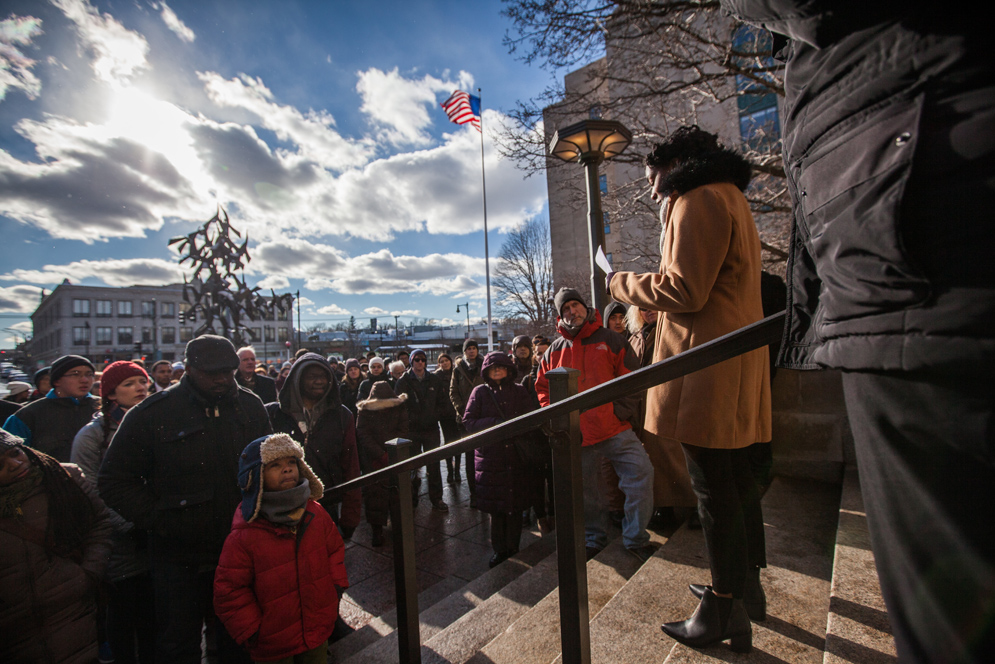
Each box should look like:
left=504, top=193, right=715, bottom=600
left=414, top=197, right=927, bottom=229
left=553, top=287, right=587, bottom=318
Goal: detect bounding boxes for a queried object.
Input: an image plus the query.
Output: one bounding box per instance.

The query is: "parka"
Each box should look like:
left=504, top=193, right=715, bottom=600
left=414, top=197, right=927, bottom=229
left=535, top=309, right=640, bottom=447
left=355, top=383, right=408, bottom=527
left=449, top=354, right=483, bottom=422
left=213, top=500, right=348, bottom=662
left=266, top=354, right=362, bottom=531
left=1, top=461, right=113, bottom=664
left=463, top=352, right=538, bottom=514
left=609, top=151, right=772, bottom=450
left=393, top=367, right=445, bottom=434
left=97, top=376, right=272, bottom=566
left=3, top=390, right=98, bottom=462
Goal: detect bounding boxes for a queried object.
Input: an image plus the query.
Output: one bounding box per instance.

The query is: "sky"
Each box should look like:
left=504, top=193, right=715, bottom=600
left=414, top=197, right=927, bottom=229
left=0, top=0, right=561, bottom=349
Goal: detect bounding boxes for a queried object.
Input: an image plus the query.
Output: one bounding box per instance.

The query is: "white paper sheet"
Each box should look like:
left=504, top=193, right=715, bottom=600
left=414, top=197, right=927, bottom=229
left=595, top=246, right=613, bottom=275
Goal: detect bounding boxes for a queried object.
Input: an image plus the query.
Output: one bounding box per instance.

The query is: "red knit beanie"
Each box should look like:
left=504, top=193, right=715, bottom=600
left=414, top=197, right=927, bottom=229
left=101, top=361, right=149, bottom=400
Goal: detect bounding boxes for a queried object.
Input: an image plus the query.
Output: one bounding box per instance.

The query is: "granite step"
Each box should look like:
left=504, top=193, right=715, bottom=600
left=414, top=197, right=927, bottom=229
left=823, top=467, right=896, bottom=664
left=467, top=532, right=667, bottom=664
left=335, top=531, right=558, bottom=664
left=564, top=476, right=841, bottom=664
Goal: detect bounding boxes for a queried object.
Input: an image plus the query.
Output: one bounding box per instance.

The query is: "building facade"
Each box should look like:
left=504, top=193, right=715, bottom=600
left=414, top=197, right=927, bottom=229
left=28, top=282, right=293, bottom=370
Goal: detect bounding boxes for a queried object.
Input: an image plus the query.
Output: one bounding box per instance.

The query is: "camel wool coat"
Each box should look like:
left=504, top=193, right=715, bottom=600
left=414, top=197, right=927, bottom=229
left=610, top=181, right=771, bottom=449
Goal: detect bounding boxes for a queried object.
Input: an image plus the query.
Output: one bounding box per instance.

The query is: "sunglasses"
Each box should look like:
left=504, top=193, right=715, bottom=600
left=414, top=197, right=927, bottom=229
left=412, top=357, right=427, bottom=363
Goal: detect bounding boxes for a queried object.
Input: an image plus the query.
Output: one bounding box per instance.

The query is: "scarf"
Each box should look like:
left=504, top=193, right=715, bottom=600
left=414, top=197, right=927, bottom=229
left=258, top=479, right=311, bottom=525
left=0, top=465, right=43, bottom=518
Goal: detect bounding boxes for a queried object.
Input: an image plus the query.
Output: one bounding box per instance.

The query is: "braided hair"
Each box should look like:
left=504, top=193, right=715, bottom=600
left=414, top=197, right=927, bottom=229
left=21, top=446, right=97, bottom=562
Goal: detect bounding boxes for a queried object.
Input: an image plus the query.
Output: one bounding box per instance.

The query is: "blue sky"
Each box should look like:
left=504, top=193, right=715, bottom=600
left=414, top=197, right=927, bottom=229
left=0, top=0, right=562, bottom=348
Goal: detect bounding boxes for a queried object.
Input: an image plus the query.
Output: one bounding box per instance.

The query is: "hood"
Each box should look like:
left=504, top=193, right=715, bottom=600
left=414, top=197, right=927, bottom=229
left=278, top=352, right=340, bottom=415
left=660, top=148, right=752, bottom=196
left=603, top=301, right=628, bottom=325
left=481, top=351, right=517, bottom=386
left=557, top=308, right=604, bottom=341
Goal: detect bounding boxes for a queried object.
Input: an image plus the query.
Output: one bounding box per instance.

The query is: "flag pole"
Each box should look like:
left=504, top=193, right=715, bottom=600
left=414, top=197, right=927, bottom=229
left=478, top=87, right=494, bottom=353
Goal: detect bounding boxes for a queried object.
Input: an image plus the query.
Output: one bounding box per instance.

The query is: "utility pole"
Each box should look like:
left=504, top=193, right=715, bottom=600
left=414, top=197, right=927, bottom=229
left=295, top=290, right=301, bottom=352
left=394, top=314, right=400, bottom=348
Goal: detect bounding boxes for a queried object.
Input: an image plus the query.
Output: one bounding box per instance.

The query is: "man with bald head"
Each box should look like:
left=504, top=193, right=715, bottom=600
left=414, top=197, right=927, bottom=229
left=235, top=346, right=277, bottom=405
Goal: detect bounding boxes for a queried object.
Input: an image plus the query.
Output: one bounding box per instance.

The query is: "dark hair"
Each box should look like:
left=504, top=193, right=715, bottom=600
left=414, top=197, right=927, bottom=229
left=644, top=126, right=721, bottom=168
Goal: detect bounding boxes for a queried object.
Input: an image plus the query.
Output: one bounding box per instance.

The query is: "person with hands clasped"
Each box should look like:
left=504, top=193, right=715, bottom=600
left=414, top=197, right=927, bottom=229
left=213, top=433, right=348, bottom=664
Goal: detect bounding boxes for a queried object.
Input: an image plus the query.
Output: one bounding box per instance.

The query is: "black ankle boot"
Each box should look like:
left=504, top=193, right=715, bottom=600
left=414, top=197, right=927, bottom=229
left=661, top=588, right=752, bottom=652
left=371, top=525, right=385, bottom=547
left=689, top=567, right=766, bottom=621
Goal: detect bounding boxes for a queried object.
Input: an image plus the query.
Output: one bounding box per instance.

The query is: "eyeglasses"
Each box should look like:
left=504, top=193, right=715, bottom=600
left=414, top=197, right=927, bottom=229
left=63, top=370, right=95, bottom=380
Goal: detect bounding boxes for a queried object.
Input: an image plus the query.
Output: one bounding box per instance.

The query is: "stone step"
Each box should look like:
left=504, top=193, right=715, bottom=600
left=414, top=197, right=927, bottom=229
left=564, top=476, right=841, bottom=663
left=823, top=467, right=896, bottom=664
left=467, top=533, right=663, bottom=664
left=336, top=531, right=558, bottom=664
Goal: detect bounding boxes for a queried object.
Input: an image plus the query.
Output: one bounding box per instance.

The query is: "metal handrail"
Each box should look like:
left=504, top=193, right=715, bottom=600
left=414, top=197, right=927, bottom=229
left=324, top=311, right=784, bottom=500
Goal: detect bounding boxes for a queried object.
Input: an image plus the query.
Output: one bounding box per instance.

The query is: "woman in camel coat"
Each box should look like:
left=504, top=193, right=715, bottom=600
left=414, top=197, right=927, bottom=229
left=609, top=126, right=771, bottom=652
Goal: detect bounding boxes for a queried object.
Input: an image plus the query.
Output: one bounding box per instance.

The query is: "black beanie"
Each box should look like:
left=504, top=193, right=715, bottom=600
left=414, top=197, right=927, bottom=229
left=463, top=338, right=479, bottom=352
left=50, top=355, right=95, bottom=385
left=185, top=335, right=239, bottom=372
left=553, top=287, right=587, bottom=318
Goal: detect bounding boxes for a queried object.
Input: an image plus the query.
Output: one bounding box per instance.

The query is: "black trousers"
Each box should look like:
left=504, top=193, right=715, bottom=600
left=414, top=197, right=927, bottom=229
left=842, top=370, right=995, bottom=664
left=107, top=572, right=155, bottom=664
left=410, top=429, right=443, bottom=503
left=489, top=512, right=524, bottom=557
left=681, top=444, right=766, bottom=598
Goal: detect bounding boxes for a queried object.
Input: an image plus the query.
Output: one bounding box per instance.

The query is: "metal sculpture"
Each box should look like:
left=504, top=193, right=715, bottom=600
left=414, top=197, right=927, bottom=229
left=169, top=207, right=294, bottom=347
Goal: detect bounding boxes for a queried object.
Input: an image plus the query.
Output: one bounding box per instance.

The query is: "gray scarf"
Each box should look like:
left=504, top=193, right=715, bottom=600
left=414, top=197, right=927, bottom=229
left=258, top=479, right=312, bottom=525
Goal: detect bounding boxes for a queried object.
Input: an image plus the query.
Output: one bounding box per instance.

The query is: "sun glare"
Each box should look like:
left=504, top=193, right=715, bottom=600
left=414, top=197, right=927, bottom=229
left=106, top=87, right=201, bottom=178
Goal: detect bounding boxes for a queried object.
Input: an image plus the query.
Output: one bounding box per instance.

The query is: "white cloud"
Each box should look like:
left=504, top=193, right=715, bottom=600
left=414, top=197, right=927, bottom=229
left=0, top=285, right=44, bottom=312
left=316, top=303, right=350, bottom=316
left=199, top=72, right=374, bottom=171
left=357, top=68, right=472, bottom=147
left=53, top=0, right=149, bottom=83
left=256, top=275, right=290, bottom=290
left=0, top=258, right=186, bottom=287
left=363, top=307, right=388, bottom=316
left=0, top=15, right=44, bottom=101
left=296, top=295, right=314, bottom=307
left=391, top=309, right=420, bottom=317
left=155, top=2, right=195, bottom=42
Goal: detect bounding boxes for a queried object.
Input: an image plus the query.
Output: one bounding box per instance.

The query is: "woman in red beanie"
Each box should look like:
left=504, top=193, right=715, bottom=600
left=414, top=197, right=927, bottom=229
left=71, top=361, right=152, bottom=664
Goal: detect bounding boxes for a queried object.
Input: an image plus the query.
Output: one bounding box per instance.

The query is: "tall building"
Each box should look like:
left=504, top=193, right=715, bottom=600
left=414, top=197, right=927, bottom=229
left=27, top=282, right=294, bottom=369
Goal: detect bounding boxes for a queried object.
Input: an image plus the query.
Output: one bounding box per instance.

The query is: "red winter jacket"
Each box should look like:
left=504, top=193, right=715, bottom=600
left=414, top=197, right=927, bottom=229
left=213, top=500, right=348, bottom=662
left=535, top=309, right=640, bottom=446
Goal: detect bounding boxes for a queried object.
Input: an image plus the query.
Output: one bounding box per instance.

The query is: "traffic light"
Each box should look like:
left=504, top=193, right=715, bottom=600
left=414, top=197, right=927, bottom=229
left=134, top=342, right=143, bottom=353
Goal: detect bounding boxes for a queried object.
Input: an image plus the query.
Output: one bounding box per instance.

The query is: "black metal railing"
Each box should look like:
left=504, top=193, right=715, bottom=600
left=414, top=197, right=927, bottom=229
left=325, top=312, right=785, bottom=664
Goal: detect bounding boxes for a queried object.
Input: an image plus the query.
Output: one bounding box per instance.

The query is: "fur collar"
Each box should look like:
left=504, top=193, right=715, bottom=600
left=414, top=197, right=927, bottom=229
left=660, top=149, right=752, bottom=196
left=356, top=393, right=407, bottom=411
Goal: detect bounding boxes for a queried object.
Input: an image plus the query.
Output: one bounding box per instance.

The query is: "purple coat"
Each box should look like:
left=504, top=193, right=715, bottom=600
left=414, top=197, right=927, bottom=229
left=463, top=352, right=537, bottom=514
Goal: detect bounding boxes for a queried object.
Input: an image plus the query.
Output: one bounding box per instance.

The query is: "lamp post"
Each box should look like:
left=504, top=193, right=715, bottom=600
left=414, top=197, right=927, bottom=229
left=548, top=119, right=632, bottom=317
left=456, top=303, right=470, bottom=339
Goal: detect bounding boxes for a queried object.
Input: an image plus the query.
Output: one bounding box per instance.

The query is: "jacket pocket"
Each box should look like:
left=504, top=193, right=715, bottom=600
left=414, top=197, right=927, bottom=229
left=794, top=93, right=930, bottom=324
left=153, top=489, right=214, bottom=543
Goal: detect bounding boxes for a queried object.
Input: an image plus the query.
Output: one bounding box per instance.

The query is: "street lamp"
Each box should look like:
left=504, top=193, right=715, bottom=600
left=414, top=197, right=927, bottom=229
left=548, top=119, right=632, bottom=316
left=456, top=303, right=470, bottom=339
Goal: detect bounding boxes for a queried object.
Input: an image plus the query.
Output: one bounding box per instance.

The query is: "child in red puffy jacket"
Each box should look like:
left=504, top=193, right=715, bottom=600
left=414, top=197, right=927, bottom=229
left=214, top=433, right=349, bottom=663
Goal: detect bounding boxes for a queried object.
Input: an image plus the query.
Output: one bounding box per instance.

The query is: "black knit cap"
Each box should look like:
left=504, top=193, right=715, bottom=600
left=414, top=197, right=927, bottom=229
left=33, top=366, right=51, bottom=388
left=184, top=334, right=239, bottom=372
left=553, top=287, right=587, bottom=318
left=50, top=355, right=96, bottom=385
left=463, top=338, right=479, bottom=352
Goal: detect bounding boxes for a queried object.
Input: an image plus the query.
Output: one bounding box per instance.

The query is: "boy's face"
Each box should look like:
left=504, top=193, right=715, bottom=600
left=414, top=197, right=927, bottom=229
left=263, top=456, right=300, bottom=492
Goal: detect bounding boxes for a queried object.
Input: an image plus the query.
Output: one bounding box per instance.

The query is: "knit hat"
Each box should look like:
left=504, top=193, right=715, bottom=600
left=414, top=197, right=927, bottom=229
left=368, top=356, right=385, bottom=370
left=185, top=335, right=239, bottom=372
left=0, top=429, right=24, bottom=453
left=512, top=335, right=531, bottom=350
left=553, top=287, right=587, bottom=318
left=463, top=338, right=479, bottom=352
left=410, top=348, right=427, bottom=361
left=5, top=381, right=31, bottom=397
left=50, top=355, right=96, bottom=385
left=100, top=361, right=149, bottom=401
left=33, top=367, right=51, bottom=388
left=344, top=358, right=361, bottom=372
left=237, top=433, right=324, bottom=523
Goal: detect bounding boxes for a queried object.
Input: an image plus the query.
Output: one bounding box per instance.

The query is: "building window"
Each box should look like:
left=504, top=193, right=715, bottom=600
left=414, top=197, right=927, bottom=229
left=179, top=302, right=192, bottom=322
left=95, top=327, right=113, bottom=345
left=161, top=302, right=175, bottom=317
left=179, top=326, right=193, bottom=342
left=733, top=25, right=781, bottom=151
left=247, top=328, right=261, bottom=342
left=603, top=211, right=611, bottom=235
left=73, top=327, right=90, bottom=345
left=738, top=104, right=780, bottom=150
left=96, top=300, right=112, bottom=317
left=589, top=105, right=602, bottom=119
left=606, top=252, right=613, bottom=264
left=142, top=301, right=155, bottom=317
left=599, top=174, right=608, bottom=194
left=142, top=327, right=154, bottom=344
left=118, top=301, right=133, bottom=317
left=73, top=299, right=90, bottom=317
left=278, top=327, right=289, bottom=343
left=277, top=309, right=288, bottom=321
left=161, top=327, right=176, bottom=344
left=118, top=327, right=133, bottom=345
left=264, top=326, right=275, bottom=343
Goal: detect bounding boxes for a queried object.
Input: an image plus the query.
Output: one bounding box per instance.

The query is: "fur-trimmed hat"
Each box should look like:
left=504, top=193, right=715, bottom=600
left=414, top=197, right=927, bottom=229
left=237, top=433, right=324, bottom=522
left=356, top=380, right=407, bottom=411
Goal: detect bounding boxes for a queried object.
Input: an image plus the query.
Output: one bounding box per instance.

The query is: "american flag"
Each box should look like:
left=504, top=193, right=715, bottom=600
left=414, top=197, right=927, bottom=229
left=441, top=90, right=481, bottom=132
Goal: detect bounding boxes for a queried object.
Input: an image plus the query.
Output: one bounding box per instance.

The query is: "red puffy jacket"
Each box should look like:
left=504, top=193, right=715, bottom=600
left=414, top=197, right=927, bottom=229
left=535, top=309, right=640, bottom=446
left=213, top=500, right=348, bottom=662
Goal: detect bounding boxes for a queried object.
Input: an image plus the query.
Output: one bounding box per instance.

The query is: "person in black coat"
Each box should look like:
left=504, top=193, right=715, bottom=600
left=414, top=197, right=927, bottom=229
left=355, top=381, right=408, bottom=547
left=357, top=357, right=392, bottom=401
left=393, top=348, right=448, bottom=511
left=722, top=4, right=993, bottom=662
left=98, top=335, right=271, bottom=664
left=234, top=346, right=277, bottom=405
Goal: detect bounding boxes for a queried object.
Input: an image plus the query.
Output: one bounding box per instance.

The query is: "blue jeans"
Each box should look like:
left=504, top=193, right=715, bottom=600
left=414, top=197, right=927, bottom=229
left=581, top=428, right=654, bottom=550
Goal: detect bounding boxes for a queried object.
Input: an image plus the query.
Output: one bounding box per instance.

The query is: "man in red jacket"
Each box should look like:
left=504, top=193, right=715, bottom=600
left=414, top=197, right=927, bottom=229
left=535, top=287, right=656, bottom=563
